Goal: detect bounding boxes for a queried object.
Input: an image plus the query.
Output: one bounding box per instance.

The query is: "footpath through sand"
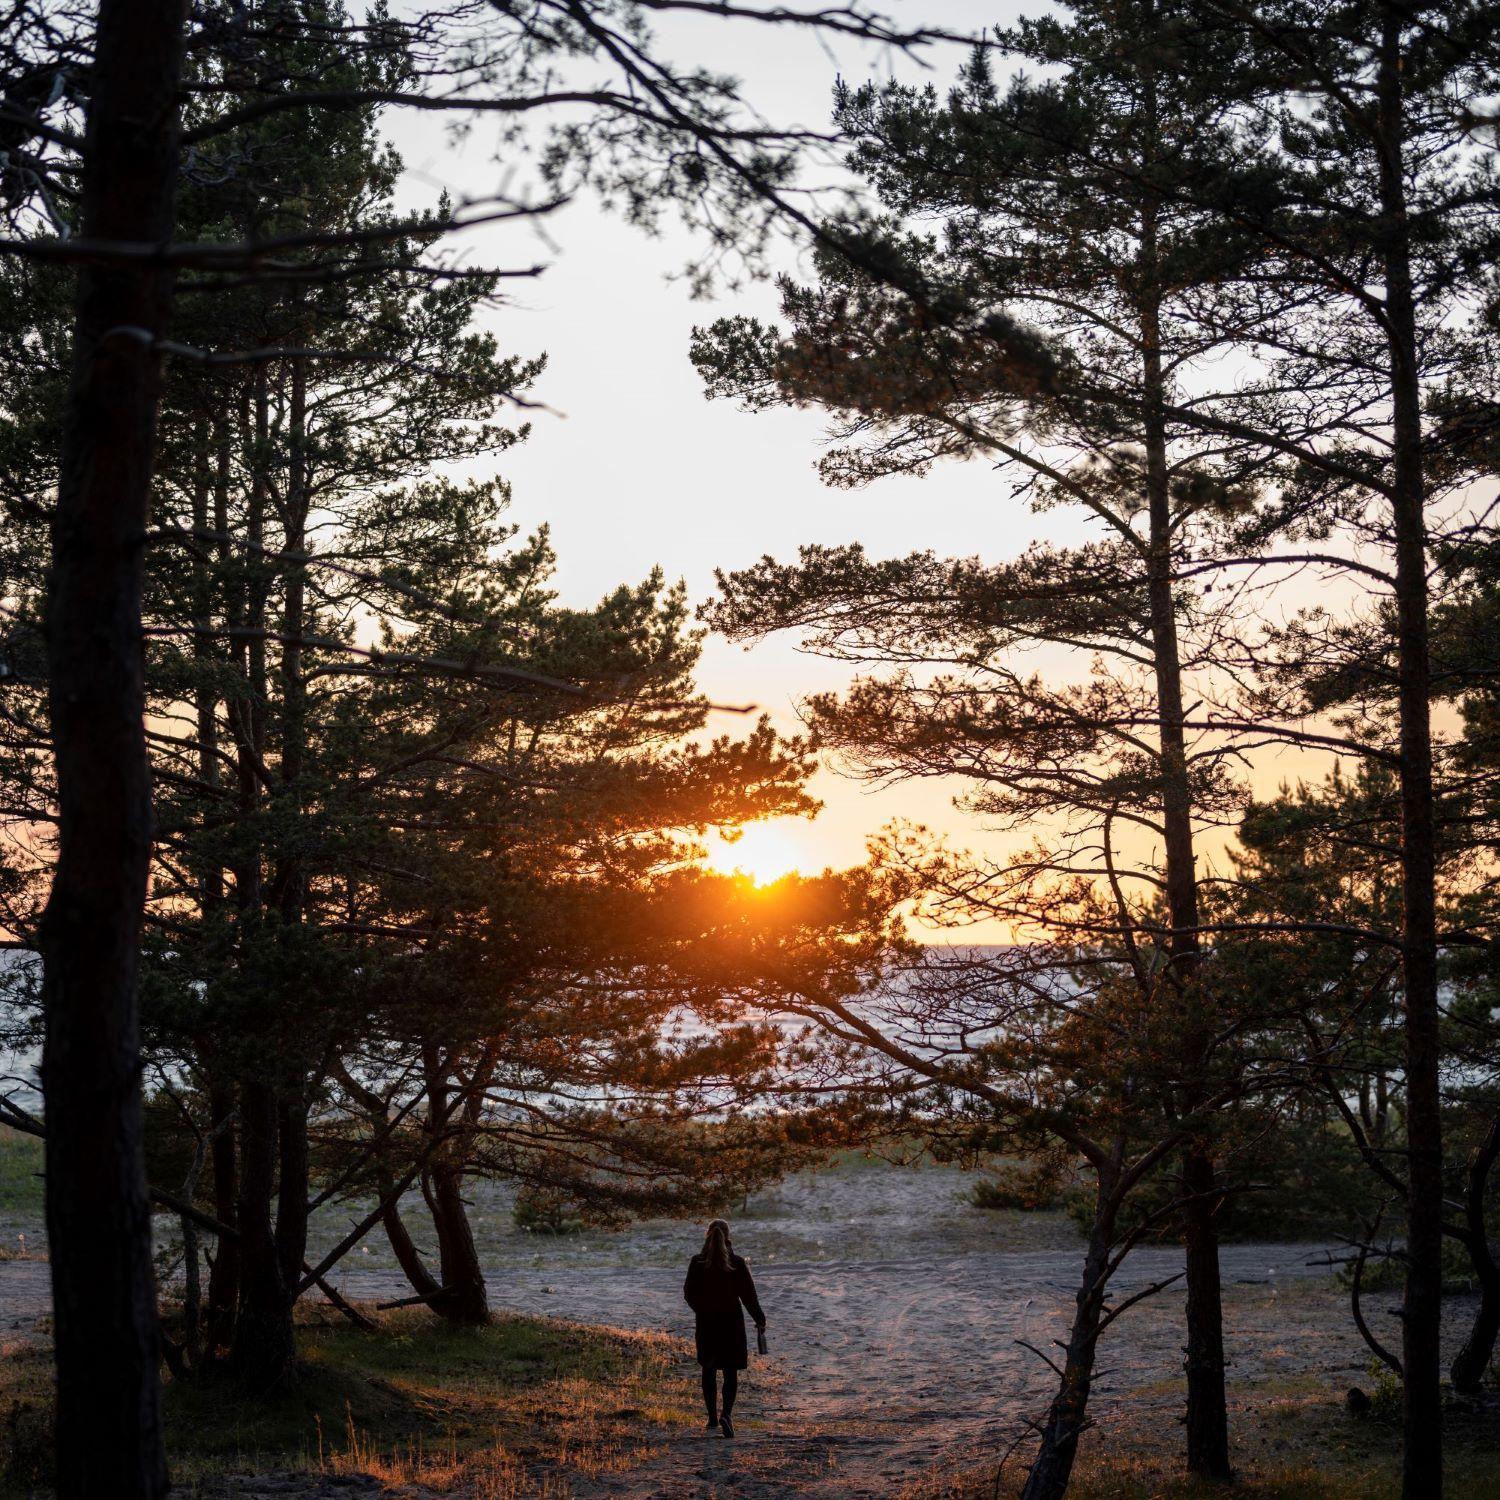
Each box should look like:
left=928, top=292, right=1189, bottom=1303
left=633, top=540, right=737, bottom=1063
left=1, top=1160, right=1474, bottom=1496
left=482, top=1242, right=1394, bottom=1498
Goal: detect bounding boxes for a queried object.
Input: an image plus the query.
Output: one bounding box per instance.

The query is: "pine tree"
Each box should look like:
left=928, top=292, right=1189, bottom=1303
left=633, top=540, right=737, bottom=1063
left=1162, top=8, right=1500, bottom=1485
left=691, top=10, right=1287, bottom=1484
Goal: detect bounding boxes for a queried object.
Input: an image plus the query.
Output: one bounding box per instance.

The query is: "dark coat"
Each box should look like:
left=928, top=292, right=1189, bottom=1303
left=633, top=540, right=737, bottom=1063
left=683, top=1251, right=764, bottom=1370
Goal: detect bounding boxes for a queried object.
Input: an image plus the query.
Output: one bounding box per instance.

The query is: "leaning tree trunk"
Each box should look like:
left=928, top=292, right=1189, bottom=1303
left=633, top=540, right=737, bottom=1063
left=1451, top=1276, right=1500, bottom=1394
left=38, top=0, right=188, bottom=1493
left=1450, top=1118, right=1500, bottom=1392
left=1140, top=203, right=1230, bottom=1480
left=1376, top=16, right=1444, bottom=1497
left=425, top=1161, right=490, bottom=1324
left=332, top=1058, right=447, bottom=1304
left=422, top=1045, right=490, bottom=1325
left=1020, top=1163, right=1121, bottom=1500
left=383, top=1186, right=445, bottom=1304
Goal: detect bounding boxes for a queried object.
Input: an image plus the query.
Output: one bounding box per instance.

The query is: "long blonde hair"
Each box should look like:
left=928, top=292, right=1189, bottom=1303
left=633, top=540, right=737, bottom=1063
left=702, top=1218, right=733, bottom=1272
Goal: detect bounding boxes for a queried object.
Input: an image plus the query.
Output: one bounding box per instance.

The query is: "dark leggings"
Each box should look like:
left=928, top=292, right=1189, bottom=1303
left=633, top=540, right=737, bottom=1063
left=701, top=1365, right=738, bottom=1420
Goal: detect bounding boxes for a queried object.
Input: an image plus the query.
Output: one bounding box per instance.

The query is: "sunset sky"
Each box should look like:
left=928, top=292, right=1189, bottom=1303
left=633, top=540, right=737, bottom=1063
left=387, top=0, right=1344, bottom=927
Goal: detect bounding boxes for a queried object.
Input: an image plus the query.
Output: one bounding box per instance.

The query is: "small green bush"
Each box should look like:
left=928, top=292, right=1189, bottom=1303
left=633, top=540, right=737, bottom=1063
left=1065, top=1117, right=1377, bottom=1243
left=1367, top=1361, right=1403, bottom=1424
left=1342, top=1236, right=1476, bottom=1294
left=512, top=1185, right=583, bottom=1235
left=968, top=1159, right=1066, bottom=1212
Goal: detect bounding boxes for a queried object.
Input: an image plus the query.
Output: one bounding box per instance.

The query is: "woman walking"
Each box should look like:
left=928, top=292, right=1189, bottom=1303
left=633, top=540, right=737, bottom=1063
left=683, top=1218, right=766, bottom=1438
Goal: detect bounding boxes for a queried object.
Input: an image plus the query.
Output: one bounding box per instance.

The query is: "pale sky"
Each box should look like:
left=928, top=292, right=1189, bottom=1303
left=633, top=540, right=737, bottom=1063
left=384, top=1, right=1345, bottom=930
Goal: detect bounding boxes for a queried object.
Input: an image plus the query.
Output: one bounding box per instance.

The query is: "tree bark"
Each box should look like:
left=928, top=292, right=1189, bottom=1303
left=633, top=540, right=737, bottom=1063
left=38, top=0, right=188, bottom=1492
left=189, top=417, right=239, bottom=1359
left=274, top=1089, right=310, bottom=1298
left=1376, top=14, right=1444, bottom=1496
left=1181, top=1148, right=1229, bottom=1473
left=1450, top=1117, right=1500, bottom=1392
left=191, top=412, right=225, bottom=908
left=1020, top=1162, right=1120, bottom=1500
left=224, top=363, right=300, bottom=1386
left=229, top=1080, right=294, bottom=1386
left=1451, top=1281, right=1500, bottom=1394
left=268, top=354, right=311, bottom=1337
left=269, top=348, right=309, bottom=931
left=205, top=1074, right=240, bottom=1351
left=383, top=1189, right=445, bottom=1304
left=334, top=1060, right=447, bottom=1303
left=425, top=1162, right=489, bottom=1324
left=1140, top=174, right=1230, bottom=1478
left=203, top=418, right=242, bottom=1355
left=421, top=1045, right=489, bottom=1325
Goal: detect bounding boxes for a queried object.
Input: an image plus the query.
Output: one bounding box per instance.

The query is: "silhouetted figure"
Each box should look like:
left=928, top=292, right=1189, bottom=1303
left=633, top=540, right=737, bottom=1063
left=684, top=1218, right=766, bottom=1439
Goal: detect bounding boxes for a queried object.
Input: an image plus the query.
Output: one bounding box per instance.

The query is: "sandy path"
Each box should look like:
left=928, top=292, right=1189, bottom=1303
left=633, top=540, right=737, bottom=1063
left=478, top=1243, right=1372, bottom=1498
left=0, top=1242, right=1364, bottom=1498
left=1, top=1162, right=1463, bottom=1497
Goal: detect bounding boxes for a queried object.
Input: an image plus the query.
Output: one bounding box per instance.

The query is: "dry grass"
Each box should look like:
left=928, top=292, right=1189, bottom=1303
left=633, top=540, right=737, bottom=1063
left=903, top=1374, right=1500, bottom=1500
left=0, top=1307, right=696, bottom=1498
left=312, top=1400, right=559, bottom=1498
left=0, top=1336, right=52, bottom=1493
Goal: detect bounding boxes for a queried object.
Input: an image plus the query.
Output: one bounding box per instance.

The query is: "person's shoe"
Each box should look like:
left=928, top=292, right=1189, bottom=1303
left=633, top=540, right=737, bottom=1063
left=705, top=1414, right=719, bottom=1431
left=720, top=1416, right=735, bottom=1439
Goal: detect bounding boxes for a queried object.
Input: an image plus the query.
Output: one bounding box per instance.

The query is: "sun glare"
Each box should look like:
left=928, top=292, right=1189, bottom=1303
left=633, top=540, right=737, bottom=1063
left=703, top=822, right=807, bottom=886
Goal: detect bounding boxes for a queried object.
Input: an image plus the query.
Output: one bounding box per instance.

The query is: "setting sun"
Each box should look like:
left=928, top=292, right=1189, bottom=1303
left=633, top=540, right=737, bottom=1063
left=702, top=821, right=810, bottom=886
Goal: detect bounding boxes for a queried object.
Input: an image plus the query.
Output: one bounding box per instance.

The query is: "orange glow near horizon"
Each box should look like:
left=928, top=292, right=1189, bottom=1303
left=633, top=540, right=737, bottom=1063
left=702, top=821, right=811, bottom=887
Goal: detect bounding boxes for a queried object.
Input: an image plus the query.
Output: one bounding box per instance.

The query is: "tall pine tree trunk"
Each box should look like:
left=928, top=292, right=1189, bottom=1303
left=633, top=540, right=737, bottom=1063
left=270, top=354, right=313, bottom=1330
left=1376, top=15, right=1444, bottom=1496
left=205, top=1073, right=240, bottom=1351
left=204, top=417, right=242, bottom=1353
left=190, top=416, right=240, bottom=1356
left=230, top=1080, right=293, bottom=1386
left=1181, top=1147, right=1228, bottom=1469
left=1140, top=203, right=1230, bottom=1478
left=227, top=367, right=296, bottom=1386
left=191, top=411, right=224, bottom=913
left=39, top=0, right=187, bottom=1491
left=275, top=1090, right=310, bottom=1299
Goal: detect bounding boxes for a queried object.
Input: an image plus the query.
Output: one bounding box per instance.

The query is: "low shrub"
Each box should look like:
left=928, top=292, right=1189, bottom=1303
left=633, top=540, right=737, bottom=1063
left=512, top=1185, right=584, bottom=1235
left=968, top=1159, right=1066, bottom=1212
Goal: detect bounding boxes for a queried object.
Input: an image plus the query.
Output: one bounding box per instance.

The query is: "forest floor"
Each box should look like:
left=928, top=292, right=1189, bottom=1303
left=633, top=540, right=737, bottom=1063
left=2, top=1147, right=1499, bottom=1497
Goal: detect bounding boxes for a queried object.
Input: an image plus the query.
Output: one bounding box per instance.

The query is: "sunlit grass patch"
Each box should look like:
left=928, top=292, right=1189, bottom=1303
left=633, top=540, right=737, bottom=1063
left=1, top=1307, right=695, bottom=1496
left=161, top=1308, right=693, bottom=1489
